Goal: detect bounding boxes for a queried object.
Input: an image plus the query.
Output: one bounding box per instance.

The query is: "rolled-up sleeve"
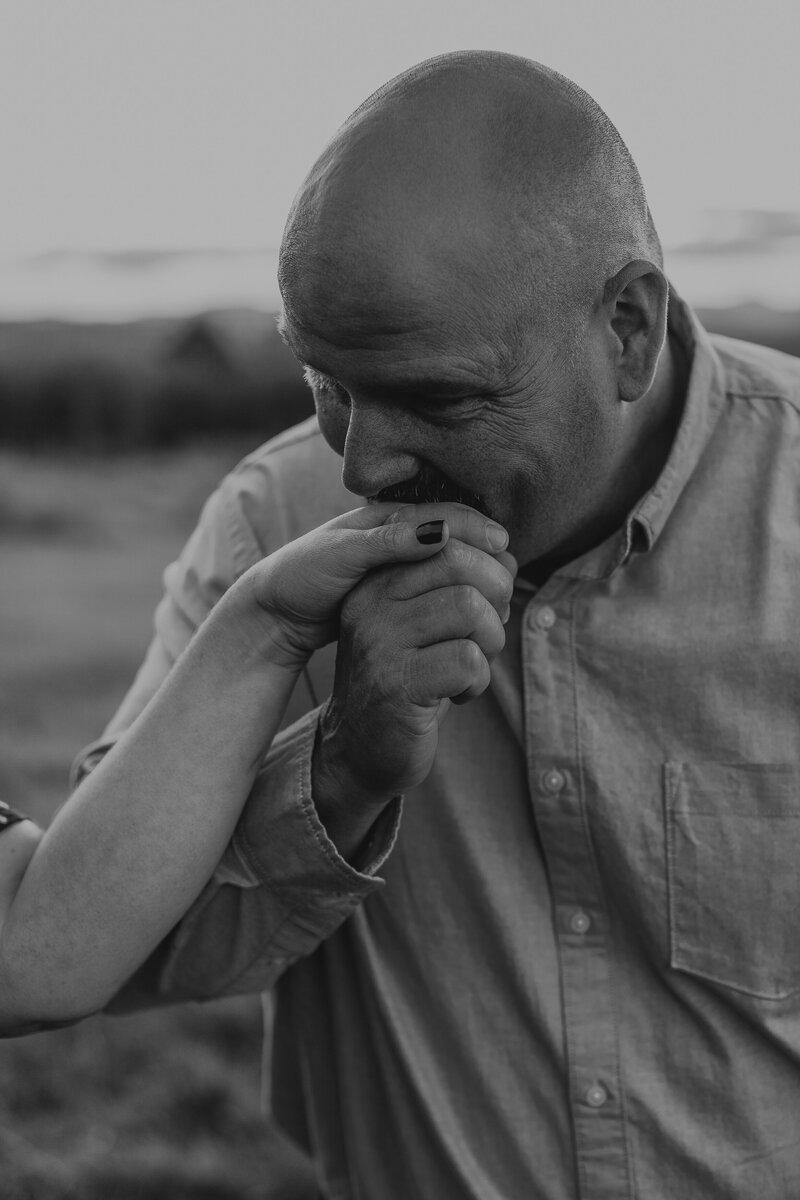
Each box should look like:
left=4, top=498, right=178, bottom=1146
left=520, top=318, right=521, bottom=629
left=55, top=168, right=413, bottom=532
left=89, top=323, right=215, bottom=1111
left=146, top=715, right=401, bottom=1001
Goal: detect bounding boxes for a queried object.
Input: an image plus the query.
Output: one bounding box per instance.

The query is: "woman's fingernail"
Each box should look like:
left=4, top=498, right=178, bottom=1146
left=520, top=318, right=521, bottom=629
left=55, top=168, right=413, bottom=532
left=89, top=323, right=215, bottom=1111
left=416, top=520, right=445, bottom=544
left=487, top=525, right=508, bottom=552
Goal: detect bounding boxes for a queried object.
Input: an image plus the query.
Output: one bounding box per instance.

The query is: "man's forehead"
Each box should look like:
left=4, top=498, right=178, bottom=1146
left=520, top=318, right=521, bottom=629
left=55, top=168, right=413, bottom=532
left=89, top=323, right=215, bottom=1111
left=279, top=153, right=526, bottom=356
left=278, top=311, right=504, bottom=398
left=278, top=298, right=428, bottom=353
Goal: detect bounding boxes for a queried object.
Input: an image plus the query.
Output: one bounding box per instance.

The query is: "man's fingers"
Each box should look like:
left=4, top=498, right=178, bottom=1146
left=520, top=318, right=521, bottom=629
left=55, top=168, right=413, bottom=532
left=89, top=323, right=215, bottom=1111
left=494, top=549, right=518, bottom=579
left=402, top=639, right=492, bottom=706
left=365, top=538, right=515, bottom=617
left=382, top=586, right=506, bottom=659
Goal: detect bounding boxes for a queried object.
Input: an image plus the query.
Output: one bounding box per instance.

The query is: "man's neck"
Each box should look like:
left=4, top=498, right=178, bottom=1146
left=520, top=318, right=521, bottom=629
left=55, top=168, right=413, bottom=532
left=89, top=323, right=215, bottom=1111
left=620, top=327, right=689, bottom=511
left=520, top=331, right=690, bottom=589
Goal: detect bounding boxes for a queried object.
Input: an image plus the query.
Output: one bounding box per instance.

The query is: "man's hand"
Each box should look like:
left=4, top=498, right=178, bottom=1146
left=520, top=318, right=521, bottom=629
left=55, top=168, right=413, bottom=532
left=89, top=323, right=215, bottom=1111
left=311, top=503, right=517, bottom=858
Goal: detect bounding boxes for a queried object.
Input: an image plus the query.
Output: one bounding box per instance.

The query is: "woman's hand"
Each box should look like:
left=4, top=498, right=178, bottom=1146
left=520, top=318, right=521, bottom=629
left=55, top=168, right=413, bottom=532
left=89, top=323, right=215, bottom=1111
left=241, top=502, right=514, bottom=667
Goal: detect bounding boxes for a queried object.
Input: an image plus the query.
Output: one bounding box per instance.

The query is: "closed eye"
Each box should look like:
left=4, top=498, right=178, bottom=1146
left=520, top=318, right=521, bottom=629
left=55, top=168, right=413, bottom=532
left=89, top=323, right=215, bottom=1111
left=303, top=365, right=484, bottom=425
left=405, top=394, right=487, bottom=426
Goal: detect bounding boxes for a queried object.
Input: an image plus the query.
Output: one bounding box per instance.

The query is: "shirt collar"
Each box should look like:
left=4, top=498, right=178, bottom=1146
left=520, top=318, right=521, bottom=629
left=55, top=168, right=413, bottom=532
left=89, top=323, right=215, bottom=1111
left=630, top=287, right=726, bottom=555
left=550, top=285, right=727, bottom=584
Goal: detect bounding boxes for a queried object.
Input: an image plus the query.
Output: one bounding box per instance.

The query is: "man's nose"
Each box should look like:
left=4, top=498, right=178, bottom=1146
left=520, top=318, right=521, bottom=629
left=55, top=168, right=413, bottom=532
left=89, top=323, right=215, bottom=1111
left=340, top=400, right=420, bottom=498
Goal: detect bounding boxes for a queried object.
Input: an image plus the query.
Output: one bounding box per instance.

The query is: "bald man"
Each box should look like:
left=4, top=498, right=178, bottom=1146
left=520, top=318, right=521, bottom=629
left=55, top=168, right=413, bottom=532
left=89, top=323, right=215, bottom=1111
left=77, top=52, right=800, bottom=1200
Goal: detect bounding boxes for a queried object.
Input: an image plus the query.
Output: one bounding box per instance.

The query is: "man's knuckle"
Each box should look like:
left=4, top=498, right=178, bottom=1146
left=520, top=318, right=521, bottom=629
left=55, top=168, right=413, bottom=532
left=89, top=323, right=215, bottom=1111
left=492, top=621, right=507, bottom=653
left=499, top=571, right=515, bottom=602
left=482, top=623, right=506, bottom=660
left=445, top=540, right=471, bottom=570
left=451, top=583, right=481, bottom=623
left=456, top=638, right=483, bottom=673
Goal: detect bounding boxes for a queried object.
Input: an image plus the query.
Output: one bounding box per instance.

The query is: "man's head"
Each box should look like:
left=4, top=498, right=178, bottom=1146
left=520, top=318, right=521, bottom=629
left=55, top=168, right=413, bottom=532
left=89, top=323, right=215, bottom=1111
left=278, top=51, right=675, bottom=568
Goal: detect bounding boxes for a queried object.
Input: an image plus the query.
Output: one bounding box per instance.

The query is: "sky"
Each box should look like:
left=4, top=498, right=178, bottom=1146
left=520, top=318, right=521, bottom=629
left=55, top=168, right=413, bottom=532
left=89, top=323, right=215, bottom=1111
left=0, top=0, right=797, bottom=315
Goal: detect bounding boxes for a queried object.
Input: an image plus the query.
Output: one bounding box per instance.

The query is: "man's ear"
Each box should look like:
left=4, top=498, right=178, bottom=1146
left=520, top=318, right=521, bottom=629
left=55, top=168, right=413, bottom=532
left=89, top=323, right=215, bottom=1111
left=603, top=260, right=668, bottom=403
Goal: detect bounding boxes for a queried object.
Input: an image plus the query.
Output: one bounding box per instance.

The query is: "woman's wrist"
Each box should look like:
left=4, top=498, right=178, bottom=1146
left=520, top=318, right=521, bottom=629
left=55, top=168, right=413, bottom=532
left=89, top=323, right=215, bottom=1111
left=206, top=573, right=319, bottom=674
left=226, top=568, right=335, bottom=669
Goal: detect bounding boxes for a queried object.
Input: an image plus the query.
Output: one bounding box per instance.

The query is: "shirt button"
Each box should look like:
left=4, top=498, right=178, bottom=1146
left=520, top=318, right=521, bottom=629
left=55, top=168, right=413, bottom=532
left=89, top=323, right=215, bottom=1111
left=570, top=910, right=591, bottom=935
left=534, top=605, right=556, bottom=630
left=585, top=1083, right=608, bottom=1108
left=541, top=767, right=566, bottom=794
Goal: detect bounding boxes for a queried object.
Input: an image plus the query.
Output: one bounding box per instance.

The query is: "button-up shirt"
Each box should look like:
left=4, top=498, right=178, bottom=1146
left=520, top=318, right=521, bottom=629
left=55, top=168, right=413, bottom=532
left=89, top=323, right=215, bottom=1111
left=79, top=294, right=800, bottom=1199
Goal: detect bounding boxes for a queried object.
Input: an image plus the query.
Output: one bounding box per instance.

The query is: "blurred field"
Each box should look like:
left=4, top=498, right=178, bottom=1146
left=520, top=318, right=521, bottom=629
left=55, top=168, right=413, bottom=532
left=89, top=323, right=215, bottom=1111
left=0, top=440, right=313, bottom=1199
left=0, top=310, right=313, bottom=452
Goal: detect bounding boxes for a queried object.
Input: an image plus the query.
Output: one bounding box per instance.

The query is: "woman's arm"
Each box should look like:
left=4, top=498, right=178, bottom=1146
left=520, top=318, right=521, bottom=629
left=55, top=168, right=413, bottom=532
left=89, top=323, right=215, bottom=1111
left=0, top=586, right=307, bottom=1033
left=0, top=503, right=511, bottom=1034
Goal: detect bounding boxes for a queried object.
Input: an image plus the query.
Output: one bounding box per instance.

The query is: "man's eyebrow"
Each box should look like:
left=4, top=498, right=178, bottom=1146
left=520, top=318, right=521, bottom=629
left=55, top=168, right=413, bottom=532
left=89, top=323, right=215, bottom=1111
left=276, top=315, right=295, bottom=350
left=303, top=365, right=482, bottom=402
left=277, top=318, right=485, bottom=399
left=275, top=321, right=339, bottom=390
left=303, top=365, right=342, bottom=392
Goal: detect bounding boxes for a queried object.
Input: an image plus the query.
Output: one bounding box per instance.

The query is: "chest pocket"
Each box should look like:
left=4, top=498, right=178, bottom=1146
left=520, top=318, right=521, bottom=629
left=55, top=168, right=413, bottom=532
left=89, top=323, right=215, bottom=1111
left=665, top=761, right=800, bottom=1001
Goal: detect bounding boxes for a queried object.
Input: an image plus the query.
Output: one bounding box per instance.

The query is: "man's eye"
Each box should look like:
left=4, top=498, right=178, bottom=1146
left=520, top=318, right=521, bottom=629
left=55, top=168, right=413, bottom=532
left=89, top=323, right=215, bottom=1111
left=410, top=395, right=484, bottom=423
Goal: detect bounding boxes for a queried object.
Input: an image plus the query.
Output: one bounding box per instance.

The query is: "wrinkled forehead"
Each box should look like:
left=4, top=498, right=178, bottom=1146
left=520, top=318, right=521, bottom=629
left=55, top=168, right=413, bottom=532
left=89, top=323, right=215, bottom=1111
left=281, top=233, right=429, bottom=340
left=277, top=300, right=512, bottom=402
left=282, top=195, right=504, bottom=322
left=278, top=220, right=535, bottom=393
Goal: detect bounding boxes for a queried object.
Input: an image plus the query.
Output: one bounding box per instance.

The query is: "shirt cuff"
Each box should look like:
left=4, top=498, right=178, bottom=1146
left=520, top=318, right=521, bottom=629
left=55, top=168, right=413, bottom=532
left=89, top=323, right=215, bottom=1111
left=233, top=709, right=402, bottom=903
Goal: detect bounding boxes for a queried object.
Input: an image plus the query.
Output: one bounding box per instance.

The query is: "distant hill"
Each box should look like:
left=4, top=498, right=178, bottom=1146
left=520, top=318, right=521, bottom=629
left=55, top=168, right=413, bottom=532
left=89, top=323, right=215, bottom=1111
left=0, top=309, right=311, bottom=450
left=698, top=303, right=800, bottom=358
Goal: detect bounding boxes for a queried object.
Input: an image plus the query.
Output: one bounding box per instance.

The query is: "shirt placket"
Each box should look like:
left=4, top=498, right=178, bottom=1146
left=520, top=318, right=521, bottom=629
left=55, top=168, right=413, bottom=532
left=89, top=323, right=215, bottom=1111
left=521, top=581, right=632, bottom=1200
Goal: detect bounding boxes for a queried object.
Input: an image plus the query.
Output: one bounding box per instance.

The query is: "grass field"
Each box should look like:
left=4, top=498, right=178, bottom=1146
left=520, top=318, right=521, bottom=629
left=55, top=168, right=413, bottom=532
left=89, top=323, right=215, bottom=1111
left=0, top=440, right=314, bottom=1199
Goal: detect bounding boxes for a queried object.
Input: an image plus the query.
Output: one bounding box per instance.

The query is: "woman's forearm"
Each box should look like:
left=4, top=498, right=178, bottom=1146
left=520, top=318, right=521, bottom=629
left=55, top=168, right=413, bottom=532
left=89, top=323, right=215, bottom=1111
left=0, top=503, right=499, bottom=1033
left=0, top=580, right=302, bottom=1027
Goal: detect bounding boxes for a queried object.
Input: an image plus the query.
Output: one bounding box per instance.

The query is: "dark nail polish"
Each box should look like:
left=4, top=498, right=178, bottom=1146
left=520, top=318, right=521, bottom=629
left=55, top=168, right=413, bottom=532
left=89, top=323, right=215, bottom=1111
left=416, top=519, right=444, bottom=544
